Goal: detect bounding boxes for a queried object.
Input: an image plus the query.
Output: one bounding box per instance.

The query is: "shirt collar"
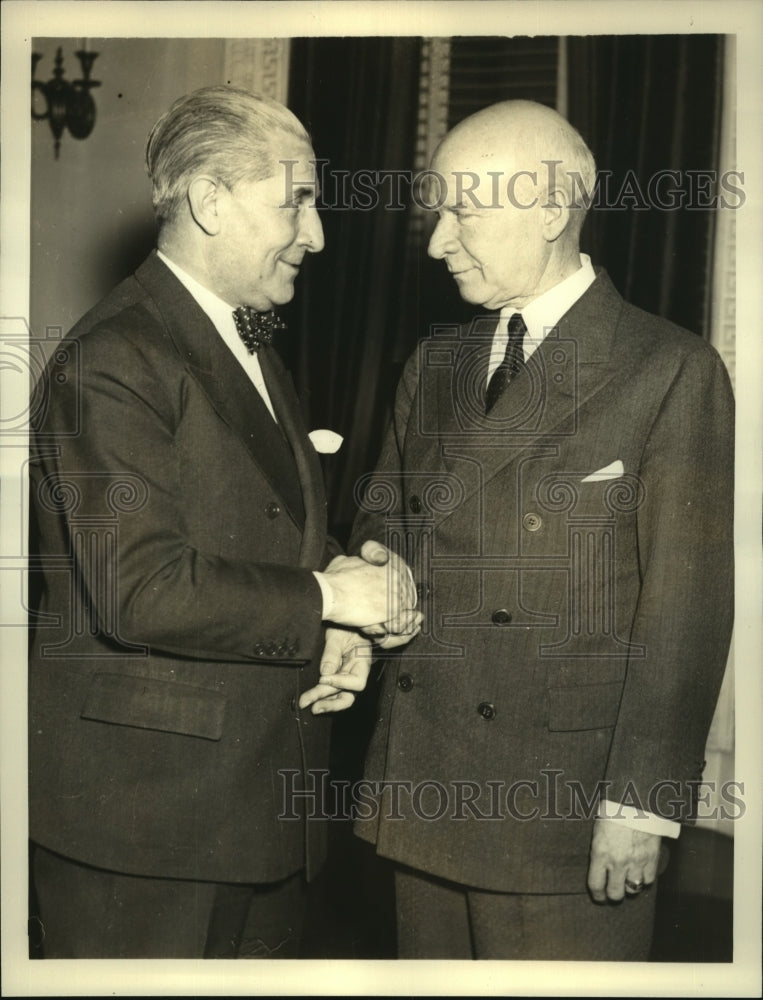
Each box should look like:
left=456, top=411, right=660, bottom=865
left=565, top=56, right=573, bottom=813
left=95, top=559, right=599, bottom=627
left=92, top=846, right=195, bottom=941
left=500, top=253, right=596, bottom=344
left=157, top=250, right=238, bottom=337
left=156, top=251, right=278, bottom=420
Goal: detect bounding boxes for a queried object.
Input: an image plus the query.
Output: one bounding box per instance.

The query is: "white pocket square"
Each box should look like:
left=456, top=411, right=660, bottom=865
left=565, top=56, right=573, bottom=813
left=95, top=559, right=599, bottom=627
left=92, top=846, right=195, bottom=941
left=308, top=429, right=344, bottom=454
left=581, top=460, right=624, bottom=482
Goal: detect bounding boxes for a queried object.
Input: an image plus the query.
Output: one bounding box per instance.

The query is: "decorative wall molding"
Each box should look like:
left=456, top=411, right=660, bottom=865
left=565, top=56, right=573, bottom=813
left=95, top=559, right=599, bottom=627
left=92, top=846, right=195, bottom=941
left=223, top=38, right=290, bottom=104
left=407, top=38, right=451, bottom=248
left=415, top=37, right=452, bottom=174
left=710, top=36, right=736, bottom=388
left=700, top=35, right=736, bottom=832
left=555, top=36, right=568, bottom=118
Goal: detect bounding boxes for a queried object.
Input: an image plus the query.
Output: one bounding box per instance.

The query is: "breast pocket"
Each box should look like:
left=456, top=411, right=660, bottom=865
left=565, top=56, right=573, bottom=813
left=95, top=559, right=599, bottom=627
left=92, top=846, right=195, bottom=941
left=547, top=680, right=623, bottom=732
left=80, top=672, right=226, bottom=741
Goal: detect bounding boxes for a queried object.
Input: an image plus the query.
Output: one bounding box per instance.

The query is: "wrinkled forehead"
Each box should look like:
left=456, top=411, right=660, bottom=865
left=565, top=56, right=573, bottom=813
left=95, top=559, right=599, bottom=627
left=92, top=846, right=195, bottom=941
left=265, top=135, right=319, bottom=181
left=255, top=137, right=320, bottom=205
left=429, top=132, right=541, bottom=207
left=432, top=125, right=536, bottom=179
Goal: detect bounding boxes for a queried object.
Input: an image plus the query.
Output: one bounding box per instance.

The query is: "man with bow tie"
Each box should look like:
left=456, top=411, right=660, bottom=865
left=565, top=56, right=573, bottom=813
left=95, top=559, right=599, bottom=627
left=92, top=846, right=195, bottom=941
left=27, top=85, right=419, bottom=958
left=316, top=100, right=734, bottom=960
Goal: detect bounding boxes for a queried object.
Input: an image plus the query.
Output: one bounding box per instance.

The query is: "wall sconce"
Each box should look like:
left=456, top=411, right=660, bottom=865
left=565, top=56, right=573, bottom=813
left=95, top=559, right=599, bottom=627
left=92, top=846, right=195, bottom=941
left=32, top=46, right=100, bottom=159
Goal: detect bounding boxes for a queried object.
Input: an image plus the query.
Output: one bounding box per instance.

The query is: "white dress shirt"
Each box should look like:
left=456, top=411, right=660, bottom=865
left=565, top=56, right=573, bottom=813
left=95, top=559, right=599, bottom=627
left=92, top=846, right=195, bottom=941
left=157, top=251, right=278, bottom=421
left=487, top=253, right=596, bottom=383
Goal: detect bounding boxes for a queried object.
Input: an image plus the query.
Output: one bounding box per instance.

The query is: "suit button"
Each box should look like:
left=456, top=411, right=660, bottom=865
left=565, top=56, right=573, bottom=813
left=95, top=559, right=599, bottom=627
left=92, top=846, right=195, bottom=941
left=265, top=641, right=277, bottom=655
left=491, top=609, right=512, bottom=625
left=397, top=673, right=413, bottom=692
left=409, top=494, right=422, bottom=514
left=477, top=702, right=496, bottom=720
left=277, top=643, right=287, bottom=655
left=290, top=696, right=297, bottom=712
left=254, top=643, right=265, bottom=656
left=265, top=501, right=281, bottom=519
left=416, top=582, right=431, bottom=600
left=522, top=512, right=542, bottom=531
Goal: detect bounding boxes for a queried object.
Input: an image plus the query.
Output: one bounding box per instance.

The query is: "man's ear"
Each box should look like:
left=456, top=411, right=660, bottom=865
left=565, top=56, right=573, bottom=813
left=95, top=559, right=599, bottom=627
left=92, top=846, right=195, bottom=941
left=541, top=186, right=571, bottom=243
left=187, top=176, right=224, bottom=236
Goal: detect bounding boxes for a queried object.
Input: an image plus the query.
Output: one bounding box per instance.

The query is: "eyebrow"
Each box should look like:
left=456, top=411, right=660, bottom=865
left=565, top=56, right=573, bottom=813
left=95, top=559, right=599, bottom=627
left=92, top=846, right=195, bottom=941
left=290, top=184, right=319, bottom=200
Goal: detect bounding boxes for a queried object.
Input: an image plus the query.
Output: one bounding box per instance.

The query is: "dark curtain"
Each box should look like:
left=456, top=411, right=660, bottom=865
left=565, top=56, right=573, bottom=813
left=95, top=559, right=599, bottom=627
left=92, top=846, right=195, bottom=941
left=285, top=37, right=422, bottom=542
left=566, top=35, right=725, bottom=340
left=285, top=40, right=422, bottom=958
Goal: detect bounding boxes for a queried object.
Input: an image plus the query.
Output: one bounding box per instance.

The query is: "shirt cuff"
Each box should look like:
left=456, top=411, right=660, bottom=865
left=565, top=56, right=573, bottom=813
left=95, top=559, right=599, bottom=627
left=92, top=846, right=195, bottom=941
left=312, top=571, right=334, bottom=620
left=598, top=799, right=681, bottom=838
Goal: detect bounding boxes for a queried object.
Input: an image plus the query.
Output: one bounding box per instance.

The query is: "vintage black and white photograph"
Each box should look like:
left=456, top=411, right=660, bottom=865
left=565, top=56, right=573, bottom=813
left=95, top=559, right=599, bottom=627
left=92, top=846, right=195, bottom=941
left=1, top=1, right=761, bottom=996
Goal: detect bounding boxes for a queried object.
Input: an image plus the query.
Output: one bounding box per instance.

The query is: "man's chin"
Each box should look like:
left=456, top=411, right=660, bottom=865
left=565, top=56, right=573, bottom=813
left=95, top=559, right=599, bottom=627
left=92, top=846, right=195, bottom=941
left=265, top=283, right=297, bottom=309
left=449, top=272, right=487, bottom=305
left=453, top=283, right=487, bottom=307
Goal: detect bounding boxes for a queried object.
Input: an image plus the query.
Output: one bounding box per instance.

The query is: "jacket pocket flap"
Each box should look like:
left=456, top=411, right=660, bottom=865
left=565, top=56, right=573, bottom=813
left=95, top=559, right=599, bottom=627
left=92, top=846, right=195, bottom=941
left=547, top=680, right=622, bottom=732
left=81, top=673, right=226, bottom=741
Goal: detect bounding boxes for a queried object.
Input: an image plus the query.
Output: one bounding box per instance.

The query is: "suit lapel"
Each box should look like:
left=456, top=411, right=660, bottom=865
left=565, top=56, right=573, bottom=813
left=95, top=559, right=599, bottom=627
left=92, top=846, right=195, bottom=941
left=433, top=314, right=496, bottom=441
left=134, top=254, right=320, bottom=554
left=258, top=348, right=327, bottom=568
left=432, top=270, right=626, bottom=522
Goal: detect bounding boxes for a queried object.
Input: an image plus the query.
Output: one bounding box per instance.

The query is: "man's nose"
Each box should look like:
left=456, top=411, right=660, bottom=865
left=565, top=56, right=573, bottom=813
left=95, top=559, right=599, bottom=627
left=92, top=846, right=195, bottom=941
left=299, top=205, right=325, bottom=253
left=427, top=215, right=456, bottom=259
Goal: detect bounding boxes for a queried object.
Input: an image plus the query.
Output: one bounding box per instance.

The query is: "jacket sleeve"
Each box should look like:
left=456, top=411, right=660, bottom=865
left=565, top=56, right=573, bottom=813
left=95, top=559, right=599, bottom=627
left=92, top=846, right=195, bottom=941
left=348, top=347, right=421, bottom=556
left=31, top=329, right=325, bottom=665
left=603, top=344, right=735, bottom=821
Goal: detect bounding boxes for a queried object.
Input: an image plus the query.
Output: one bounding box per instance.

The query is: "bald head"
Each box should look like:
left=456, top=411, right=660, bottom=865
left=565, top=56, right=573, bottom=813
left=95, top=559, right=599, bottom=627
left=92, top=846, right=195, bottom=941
left=427, top=101, right=596, bottom=310
left=433, top=100, right=596, bottom=237
left=445, top=100, right=593, bottom=165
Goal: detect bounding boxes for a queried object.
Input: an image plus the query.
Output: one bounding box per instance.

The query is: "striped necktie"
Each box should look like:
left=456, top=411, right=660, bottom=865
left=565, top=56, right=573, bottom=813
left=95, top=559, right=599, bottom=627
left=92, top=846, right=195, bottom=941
left=485, top=312, right=527, bottom=412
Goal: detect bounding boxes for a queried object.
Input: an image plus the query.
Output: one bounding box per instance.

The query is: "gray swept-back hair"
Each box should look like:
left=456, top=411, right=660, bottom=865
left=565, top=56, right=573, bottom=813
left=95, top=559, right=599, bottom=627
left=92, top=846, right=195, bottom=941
left=145, top=85, right=310, bottom=222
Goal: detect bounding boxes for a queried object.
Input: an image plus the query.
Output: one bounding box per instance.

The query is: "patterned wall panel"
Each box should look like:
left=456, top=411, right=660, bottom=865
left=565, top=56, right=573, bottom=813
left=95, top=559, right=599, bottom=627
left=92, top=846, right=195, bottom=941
left=223, top=37, right=290, bottom=104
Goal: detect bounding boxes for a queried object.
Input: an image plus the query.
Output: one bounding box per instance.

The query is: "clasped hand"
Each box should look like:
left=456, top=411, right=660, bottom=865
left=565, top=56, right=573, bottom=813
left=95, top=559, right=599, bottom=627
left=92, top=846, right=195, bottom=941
left=300, top=541, right=422, bottom=714
left=320, top=540, right=419, bottom=631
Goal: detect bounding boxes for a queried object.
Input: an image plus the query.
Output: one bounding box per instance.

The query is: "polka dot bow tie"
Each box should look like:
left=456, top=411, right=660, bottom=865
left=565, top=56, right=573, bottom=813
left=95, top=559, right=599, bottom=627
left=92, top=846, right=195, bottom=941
left=232, top=306, right=286, bottom=354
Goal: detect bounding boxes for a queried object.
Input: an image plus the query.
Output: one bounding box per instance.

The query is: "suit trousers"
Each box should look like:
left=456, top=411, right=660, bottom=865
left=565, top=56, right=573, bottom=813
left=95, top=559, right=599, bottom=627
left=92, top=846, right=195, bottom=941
left=31, top=842, right=306, bottom=958
left=394, top=866, right=657, bottom=960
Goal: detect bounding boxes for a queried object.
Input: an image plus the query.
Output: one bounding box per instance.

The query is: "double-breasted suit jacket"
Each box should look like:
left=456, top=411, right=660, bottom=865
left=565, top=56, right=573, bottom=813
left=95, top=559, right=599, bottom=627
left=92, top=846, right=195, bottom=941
left=29, top=252, right=334, bottom=884
left=350, top=269, right=734, bottom=894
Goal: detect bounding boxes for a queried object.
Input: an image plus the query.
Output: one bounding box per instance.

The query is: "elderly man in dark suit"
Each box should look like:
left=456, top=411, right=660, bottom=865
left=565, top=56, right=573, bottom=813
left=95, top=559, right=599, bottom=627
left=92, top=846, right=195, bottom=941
left=308, top=100, right=734, bottom=960
left=28, top=85, right=418, bottom=959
